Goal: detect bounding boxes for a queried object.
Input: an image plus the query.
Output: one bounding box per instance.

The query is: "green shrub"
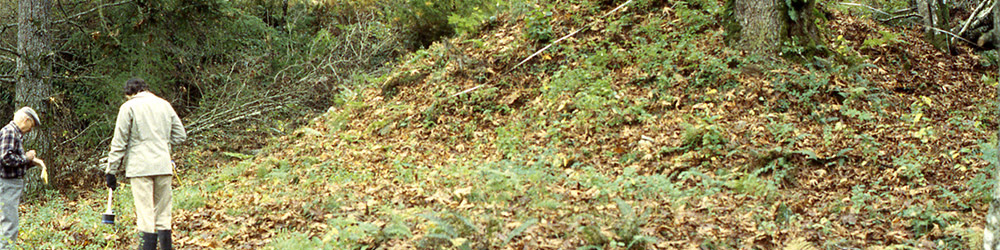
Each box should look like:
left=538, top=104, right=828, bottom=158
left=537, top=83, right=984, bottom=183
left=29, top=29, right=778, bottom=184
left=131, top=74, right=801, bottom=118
left=968, top=140, right=997, bottom=204
left=893, top=143, right=928, bottom=186
left=266, top=230, right=323, bottom=250
left=613, top=200, right=656, bottom=250
left=524, top=9, right=554, bottom=43
left=675, top=115, right=728, bottom=153
left=389, top=0, right=511, bottom=49
left=901, top=204, right=956, bottom=239
left=861, top=30, right=903, bottom=49
left=175, top=186, right=208, bottom=210
left=770, top=69, right=829, bottom=113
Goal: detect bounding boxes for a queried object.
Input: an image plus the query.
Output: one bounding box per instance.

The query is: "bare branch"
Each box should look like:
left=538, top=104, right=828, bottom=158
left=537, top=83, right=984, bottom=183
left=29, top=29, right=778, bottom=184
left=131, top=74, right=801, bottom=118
left=51, top=0, right=133, bottom=25
left=0, top=46, right=18, bottom=57
left=839, top=2, right=892, bottom=16
left=957, top=0, right=992, bottom=38
left=925, top=26, right=980, bottom=47
left=0, top=23, right=15, bottom=35
left=890, top=7, right=916, bottom=15
left=879, top=13, right=921, bottom=22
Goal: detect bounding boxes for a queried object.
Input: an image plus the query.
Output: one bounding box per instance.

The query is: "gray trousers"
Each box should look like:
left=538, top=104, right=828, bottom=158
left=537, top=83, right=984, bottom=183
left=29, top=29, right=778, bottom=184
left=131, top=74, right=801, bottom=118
left=0, top=178, right=22, bottom=249
left=131, top=175, right=172, bottom=233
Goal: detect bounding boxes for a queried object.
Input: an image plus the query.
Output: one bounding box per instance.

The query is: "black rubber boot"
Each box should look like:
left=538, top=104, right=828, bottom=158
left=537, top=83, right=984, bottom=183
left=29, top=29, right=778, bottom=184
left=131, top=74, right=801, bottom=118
left=139, top=232, right=157, bottom=250
left=157, top=230, right=172, bottom=250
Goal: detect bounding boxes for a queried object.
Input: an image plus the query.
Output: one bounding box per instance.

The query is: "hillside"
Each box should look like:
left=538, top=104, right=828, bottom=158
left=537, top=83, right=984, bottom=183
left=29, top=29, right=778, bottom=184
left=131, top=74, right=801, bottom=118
left=14, top=0, right=1000, bottom=249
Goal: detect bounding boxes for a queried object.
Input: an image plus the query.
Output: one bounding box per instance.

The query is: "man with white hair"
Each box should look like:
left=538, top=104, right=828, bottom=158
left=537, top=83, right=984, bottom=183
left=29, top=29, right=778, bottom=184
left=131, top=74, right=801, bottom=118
left=0, top=107, right=42, bottom=249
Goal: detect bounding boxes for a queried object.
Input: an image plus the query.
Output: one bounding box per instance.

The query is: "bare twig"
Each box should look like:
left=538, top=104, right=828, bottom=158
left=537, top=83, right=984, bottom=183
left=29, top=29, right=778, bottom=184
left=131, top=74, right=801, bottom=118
left=183, top=81, right=306, bottom=137
left=51, top=0, right=133, bottom=25
left=890, top=7, right=916, bottom=15
left=448, top=0, right=636, bottom=99
left=839, top=2, right=891, bottom=16
left=879, top=13, right=921, bottom=22
left=926, top=26, right=980, bottom=46
left=449, top=84, right=485, bottom=98
left=509, top=0, right=634, bottom=72
left=0, top=23, right=15, bottom=35
left=450, top=0, right=636, bottom=99
left=840, top=1, right=980, bottom=48
left=59, top=122, right=94, bottom=145
left=0, top=45, right=15, bottom=57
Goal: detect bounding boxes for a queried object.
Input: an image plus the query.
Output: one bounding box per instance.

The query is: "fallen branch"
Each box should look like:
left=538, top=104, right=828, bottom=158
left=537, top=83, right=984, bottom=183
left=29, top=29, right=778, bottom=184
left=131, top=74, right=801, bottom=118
left=957, top=0, right=991, bottom=38
left=184, top=83, right=306, bottom=137
left=840, top=1, right=981, bottom=48
left=925, top=25, right=980, bottom=47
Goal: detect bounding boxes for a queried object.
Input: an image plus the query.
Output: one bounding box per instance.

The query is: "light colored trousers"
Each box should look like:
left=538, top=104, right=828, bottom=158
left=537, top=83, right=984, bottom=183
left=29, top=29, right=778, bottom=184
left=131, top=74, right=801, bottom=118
left=131, top=175, right=172, bottom=233
left=0, top=178, right=22, bottom=250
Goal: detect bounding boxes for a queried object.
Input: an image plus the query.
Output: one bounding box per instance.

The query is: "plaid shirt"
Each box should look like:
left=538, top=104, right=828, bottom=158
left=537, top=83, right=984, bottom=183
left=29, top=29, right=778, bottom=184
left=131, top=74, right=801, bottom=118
left=0, top=121, right=32, bottom=178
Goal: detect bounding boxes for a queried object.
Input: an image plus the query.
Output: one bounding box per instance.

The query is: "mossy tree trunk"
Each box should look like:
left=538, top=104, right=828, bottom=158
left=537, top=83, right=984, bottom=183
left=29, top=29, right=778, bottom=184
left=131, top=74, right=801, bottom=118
left=917, top=0, right=953, bottom=52
left=16, top=0, right=52, bottom=169
left=727, top=0, right=825, bottom=58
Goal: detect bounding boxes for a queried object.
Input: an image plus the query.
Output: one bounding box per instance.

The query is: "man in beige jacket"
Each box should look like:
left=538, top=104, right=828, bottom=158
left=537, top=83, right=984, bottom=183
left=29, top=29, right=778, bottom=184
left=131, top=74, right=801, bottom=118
left=105, top=78, right=185, bottom=250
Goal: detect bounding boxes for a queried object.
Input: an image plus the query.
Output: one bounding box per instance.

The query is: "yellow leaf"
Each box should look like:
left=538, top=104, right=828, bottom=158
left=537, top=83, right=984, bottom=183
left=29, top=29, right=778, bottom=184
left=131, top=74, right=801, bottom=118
left=783, top=237, right=817, bottom=250
left=920, top=96, right=933, bottom=106
left=453, top=186, right=473, bottom=197
left=451, top=238, right=468, bottom=246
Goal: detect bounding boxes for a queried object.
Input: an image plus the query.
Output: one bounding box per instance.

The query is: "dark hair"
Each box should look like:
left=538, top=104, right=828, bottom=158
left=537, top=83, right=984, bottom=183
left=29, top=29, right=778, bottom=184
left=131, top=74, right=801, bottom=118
left=124, top=78, right=149, bottom=96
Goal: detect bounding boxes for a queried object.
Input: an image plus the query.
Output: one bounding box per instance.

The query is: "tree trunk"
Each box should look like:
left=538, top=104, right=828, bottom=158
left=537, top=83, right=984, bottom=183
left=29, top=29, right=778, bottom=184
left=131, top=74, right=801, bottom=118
left=731, top=0, right=784, bottom=55
left=728, top=0, right=825, bottom=58
left=918, top=0, right=954, bottom=52
left=16, top=0, right=52, bottom=175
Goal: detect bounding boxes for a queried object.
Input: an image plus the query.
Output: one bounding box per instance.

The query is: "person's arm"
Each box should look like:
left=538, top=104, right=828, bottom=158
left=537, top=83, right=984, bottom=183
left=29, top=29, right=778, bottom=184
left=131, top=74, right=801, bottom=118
left=169, top=106, right=186, bottom=145
left=0, top=129, right=28, bottom=168
left=105, top=105, right=132, bottom=175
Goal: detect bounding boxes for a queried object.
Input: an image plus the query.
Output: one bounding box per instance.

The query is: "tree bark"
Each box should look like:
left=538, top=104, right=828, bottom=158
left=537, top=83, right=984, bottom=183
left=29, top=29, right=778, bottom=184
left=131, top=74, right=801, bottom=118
left=16, top=0, right=52, bottom=169
left=918, top=0, right=954, bottom=52
left=731, top=0, right=784, bottom=55
left=728, top=0, right=825, bottom=58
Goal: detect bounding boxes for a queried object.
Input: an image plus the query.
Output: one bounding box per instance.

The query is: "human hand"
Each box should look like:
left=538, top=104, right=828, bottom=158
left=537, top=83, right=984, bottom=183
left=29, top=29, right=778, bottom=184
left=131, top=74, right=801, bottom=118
left=25, top=150, right=35, bottom=161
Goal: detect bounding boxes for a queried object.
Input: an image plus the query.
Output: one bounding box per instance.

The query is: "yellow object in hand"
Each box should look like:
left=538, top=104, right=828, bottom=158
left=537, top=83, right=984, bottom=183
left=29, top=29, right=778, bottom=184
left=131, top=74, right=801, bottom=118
left=35, top=159, right=47, bottom=184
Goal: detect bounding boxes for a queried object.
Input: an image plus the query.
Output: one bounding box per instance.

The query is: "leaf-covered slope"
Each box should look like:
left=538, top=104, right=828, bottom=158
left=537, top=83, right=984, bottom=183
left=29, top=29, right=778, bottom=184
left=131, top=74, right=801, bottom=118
left=166, top=0, right=997, bottom=249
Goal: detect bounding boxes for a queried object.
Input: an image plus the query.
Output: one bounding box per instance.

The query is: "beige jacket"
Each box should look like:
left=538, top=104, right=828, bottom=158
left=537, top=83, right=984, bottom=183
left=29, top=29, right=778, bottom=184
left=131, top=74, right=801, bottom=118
left=106, top=91, right=186, bottom=177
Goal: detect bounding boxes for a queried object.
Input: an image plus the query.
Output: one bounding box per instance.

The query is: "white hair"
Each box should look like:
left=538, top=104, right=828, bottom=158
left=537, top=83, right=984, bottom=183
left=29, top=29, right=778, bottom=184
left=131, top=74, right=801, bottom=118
left=12, top=110, right=26, bottom=123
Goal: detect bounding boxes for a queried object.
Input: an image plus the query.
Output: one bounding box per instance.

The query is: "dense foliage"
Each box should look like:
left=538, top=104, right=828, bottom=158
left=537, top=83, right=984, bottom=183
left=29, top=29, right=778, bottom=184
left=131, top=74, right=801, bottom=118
left=0, top=0, right=516, bottom=190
